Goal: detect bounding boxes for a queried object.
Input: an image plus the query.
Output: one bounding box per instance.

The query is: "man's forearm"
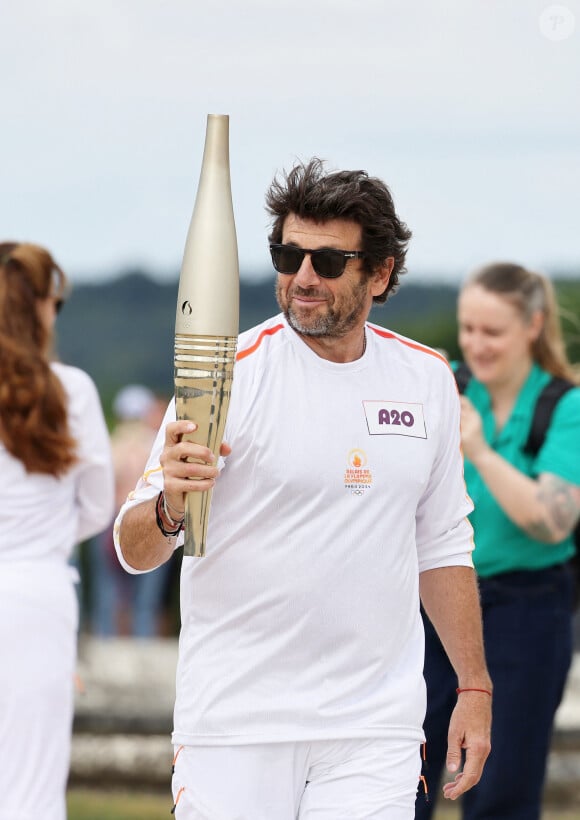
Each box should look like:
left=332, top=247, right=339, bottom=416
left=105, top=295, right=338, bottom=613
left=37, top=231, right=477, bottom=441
left=420, top=565, right=491, bottom=689
left=119, top=497, right=178, bottom=571
left=420, top=564, right=492, bottom=798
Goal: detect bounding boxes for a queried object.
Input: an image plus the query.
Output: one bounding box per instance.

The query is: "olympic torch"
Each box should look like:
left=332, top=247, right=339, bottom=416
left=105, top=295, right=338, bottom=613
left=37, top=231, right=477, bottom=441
left=174, top=114, right=239, bottom=557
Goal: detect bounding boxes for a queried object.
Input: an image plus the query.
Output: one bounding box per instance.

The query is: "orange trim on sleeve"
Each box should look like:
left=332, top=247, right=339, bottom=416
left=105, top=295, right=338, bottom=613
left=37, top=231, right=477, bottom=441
left=142, top=464, right=163, bottom=482
left=368, top=326, right=450, bottom=366
left=236, top=324, right=284, bottom=361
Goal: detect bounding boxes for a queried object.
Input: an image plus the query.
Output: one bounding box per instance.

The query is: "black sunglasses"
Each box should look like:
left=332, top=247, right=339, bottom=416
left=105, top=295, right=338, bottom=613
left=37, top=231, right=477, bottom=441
left=54, top=298, right=65, bottom=314
left=269, top=244, right=365, bottom=279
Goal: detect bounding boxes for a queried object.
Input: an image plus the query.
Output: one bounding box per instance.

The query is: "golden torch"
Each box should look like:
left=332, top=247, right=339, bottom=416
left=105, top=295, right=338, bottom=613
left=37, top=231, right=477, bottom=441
left=174, top=114, right=239, bottom=556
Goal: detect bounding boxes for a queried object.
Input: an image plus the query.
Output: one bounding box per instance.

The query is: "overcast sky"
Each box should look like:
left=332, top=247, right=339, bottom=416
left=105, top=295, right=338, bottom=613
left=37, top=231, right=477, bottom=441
left=1, top=0, right=578, bottom=284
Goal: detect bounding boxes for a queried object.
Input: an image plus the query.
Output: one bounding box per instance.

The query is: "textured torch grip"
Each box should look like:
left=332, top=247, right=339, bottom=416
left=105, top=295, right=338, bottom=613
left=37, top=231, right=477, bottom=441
left=174, top=333, right=237, bottom=556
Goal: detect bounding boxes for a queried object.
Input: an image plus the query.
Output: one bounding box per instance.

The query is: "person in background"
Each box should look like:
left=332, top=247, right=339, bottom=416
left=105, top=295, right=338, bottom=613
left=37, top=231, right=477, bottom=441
left=416, top=263, right=580, bottom=820
left=0, top=242, right=114, bottom=820
left=88, top=383, right=171, bottom=637
left=115, top=159, right=491, bottom=819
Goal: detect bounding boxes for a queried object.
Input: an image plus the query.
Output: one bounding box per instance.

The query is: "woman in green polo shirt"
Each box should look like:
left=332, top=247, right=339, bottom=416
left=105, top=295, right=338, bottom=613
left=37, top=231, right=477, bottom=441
left=416, top=263, right=580, bottom=820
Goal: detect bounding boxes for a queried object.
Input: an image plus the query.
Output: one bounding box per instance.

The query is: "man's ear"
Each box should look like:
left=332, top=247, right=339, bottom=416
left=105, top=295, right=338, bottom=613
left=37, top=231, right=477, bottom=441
left=371, top=257, right=394, bottom=298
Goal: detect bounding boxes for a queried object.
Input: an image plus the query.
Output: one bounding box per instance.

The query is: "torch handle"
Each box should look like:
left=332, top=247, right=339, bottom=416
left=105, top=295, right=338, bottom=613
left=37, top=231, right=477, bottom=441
left=174, top=333, right=237, bottom=556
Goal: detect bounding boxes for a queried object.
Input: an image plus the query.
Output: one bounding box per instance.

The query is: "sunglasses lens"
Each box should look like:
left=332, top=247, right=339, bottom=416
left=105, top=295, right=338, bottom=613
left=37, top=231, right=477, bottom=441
left=270, top=245, right=304, bottom=274
left=270, top=245, right=353, bottom=278
left=311, top=250, right=344, bottom=279
left=55, top=299, right=64, bottom=314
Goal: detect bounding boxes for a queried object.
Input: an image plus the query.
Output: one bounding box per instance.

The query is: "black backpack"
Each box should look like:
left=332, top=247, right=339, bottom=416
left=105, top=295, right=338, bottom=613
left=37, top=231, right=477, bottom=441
left=454, top=363, right=579, bottom=609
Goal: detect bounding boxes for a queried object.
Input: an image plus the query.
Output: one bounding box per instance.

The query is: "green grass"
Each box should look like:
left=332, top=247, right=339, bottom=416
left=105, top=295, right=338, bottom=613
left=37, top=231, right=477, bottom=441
left=67, top=788, right=578, bottom=819
left=67, top=788, right=172, bottom=820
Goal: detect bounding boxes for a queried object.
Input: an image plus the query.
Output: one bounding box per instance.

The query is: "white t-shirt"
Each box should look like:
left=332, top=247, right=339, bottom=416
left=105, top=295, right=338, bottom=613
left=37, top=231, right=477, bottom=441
left=0, top=362, right=114, bottom=565
left=115, top=315, right=474, bottom=746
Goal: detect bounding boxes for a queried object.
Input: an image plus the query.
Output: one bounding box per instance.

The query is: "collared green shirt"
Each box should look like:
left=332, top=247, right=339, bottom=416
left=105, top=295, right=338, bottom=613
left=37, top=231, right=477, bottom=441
left=453, top=362, right=580, bottom=578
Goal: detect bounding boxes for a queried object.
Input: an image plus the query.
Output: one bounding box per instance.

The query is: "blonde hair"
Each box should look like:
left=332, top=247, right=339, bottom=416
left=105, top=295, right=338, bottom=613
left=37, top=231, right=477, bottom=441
left=464, top=262, right=578, bottom=383
left=0, top=242, right=77, bottom=475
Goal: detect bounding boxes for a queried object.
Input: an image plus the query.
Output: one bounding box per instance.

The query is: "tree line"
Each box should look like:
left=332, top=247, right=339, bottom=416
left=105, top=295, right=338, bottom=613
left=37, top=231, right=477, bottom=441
left=56, top=270, right=580, bottom=414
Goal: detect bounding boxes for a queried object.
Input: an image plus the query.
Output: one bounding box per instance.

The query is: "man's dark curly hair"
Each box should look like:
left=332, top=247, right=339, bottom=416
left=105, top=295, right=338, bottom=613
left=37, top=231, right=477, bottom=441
left=265, top=158, right=412, bottom=303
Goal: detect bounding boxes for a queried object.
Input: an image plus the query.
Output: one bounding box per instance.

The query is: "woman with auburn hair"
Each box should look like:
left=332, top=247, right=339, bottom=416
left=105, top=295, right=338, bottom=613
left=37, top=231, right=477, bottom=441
left=416, top=263, right=580, bottom=820
left=0, top=242, right=114, bottom=820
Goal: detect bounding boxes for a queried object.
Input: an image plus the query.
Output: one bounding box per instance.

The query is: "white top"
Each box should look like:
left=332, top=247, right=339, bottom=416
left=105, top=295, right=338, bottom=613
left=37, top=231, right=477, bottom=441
left=0, top=362, right=114, bottom=565
left=115, top=315, right=474, bottom=746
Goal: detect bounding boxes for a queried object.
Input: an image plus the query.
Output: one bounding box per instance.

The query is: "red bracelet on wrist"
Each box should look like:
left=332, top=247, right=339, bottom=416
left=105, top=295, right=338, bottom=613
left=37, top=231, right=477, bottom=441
left=155, top=491, right=184, bottom=537
left=456, top=687, right=492, bottom=696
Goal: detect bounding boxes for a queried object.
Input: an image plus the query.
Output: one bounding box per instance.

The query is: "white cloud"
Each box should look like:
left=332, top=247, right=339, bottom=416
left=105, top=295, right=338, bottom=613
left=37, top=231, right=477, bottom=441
left=1, top=0, right=578, bottom=281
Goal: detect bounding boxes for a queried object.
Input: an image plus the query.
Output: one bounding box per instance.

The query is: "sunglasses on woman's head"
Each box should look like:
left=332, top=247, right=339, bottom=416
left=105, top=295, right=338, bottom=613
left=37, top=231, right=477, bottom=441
left=269, top=244, right=365, bottom=279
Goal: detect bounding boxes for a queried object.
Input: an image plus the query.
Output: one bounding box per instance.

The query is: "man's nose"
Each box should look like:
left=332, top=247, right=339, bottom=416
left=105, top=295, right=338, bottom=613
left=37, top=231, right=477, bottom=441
left=293, top=252, right=320, bottom=287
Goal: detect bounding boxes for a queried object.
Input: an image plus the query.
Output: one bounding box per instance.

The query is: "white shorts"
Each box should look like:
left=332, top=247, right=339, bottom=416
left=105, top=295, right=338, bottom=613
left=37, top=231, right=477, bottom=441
left=171, top=737, right=422, bottom=819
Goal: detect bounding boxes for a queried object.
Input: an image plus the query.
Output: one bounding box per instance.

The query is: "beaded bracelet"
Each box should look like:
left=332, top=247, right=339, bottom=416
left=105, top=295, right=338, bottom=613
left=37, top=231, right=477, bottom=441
left=155, top=491, right=184, bottom=537
left=456, top=687, right=492, bottom=696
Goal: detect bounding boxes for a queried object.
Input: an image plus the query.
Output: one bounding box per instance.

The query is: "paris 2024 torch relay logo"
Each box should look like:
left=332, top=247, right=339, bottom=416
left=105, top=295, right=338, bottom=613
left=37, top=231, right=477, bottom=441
left=344, top=449, right=373, bottom=496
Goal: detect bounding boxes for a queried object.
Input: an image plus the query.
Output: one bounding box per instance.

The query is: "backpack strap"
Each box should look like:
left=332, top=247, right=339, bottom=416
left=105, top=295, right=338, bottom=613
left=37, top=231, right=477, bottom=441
left=454, top=362, right=472, bottom=395
left=453, top=368, right=574, bottom=456
left=523, top=377, right=575, bottom=456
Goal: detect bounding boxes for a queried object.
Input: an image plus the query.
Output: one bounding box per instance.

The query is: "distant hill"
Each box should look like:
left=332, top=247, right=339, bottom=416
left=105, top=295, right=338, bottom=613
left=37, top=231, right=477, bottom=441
left=55, top=270, right=579, bottom=410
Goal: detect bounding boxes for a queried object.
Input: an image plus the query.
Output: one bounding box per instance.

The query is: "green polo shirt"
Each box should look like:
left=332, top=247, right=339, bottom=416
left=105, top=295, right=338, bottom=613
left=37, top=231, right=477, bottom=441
left=453, top=362, right=580, bottom=578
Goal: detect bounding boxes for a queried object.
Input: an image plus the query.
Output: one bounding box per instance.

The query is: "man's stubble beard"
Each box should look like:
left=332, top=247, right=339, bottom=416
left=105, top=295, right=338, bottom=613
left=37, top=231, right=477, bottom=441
left=276, top=278, right=369, bottom=340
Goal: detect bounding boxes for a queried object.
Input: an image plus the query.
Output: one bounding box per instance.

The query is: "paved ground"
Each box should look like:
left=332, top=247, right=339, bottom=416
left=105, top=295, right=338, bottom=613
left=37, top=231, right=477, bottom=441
left=71, top=637, right=580, bottom=804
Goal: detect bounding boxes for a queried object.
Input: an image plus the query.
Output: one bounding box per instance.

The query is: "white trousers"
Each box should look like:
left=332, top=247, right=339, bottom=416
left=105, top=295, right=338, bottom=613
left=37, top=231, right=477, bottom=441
left=171, top=738, right=422, bottom=820
left=0, top=563, right=78, bottom=820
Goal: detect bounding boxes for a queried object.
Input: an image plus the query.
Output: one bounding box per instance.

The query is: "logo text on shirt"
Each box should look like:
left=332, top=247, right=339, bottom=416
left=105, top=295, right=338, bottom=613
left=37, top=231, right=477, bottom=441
left=344, top=449, right=373, bottom=496
left=363, top=401, right=427, bottom=438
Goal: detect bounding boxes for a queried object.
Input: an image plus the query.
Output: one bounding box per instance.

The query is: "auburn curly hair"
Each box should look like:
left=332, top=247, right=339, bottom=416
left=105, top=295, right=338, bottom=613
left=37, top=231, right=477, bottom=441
left=0, top=242, right=77, bottom=475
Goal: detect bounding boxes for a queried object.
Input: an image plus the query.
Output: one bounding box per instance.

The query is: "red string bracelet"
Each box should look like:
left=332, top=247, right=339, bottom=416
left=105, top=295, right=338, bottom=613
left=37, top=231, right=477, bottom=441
left=456, top=687, right=492, bottom=696
left=155, top=491, right=184, bottom=537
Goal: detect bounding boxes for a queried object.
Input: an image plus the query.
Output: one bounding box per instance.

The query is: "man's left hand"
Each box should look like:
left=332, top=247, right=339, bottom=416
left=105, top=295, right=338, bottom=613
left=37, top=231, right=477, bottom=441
left=442, top=691, right=492, bottom=800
